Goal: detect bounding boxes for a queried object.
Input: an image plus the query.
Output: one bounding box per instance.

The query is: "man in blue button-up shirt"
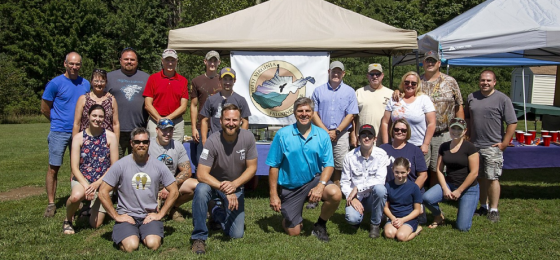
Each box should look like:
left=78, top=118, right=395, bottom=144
left=311, top=61, right=359, bottom=192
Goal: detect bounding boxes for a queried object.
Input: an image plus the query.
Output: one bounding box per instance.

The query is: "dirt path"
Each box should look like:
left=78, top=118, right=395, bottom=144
left=0, top=186, right=44, bottom=202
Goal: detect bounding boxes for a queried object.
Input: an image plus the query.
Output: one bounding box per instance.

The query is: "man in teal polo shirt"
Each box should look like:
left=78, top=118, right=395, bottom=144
left=267, top=97, right=342, bottom=242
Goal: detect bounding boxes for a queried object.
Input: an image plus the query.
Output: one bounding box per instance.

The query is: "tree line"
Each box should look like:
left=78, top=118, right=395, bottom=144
left=2, top=0, right=506, bottom=120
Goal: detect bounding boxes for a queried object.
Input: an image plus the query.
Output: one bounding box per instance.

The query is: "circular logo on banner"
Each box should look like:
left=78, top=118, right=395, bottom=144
left=249, top=61, right=315, bottom=118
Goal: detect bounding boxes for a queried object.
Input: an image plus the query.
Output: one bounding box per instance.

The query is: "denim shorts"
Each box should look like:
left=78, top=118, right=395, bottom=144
left=478, top=146, right=504, bottom=180
left=47, top=131, right=73, bottom=166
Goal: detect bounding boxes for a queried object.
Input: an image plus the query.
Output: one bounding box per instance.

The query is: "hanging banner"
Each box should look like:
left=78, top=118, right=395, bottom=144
left=231, top=51, right=329, bottom=125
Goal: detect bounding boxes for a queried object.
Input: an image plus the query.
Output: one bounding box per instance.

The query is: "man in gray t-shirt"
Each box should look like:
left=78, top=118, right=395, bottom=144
left=465, top=70, right=517, bottom=223
left=106, top=48, right=150, bottom=158
left=190, top=104, right=257, bottom=255
left=99, top=127, right=178, bottom=252
left=149, top=118, right=198, bottom=221
left=200, top=67, right=251, bottom=146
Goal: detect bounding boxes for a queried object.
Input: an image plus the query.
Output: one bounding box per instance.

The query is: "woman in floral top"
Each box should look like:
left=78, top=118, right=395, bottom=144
left=63, top=104, right=119, bottom=234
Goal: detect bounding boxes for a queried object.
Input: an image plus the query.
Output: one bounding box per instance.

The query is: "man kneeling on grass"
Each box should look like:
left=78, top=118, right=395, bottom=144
left=99, top=127, right=178, bottom=252
left=266, top=97, right=342, bottom=242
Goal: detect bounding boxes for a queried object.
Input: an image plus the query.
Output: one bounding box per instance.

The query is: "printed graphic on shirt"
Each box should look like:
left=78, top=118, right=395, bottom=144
left=121, top=84, right=143, bottom=101
left=200, top=148, right=209, bottom=160
left=236, top=149, right=246, bottom=160
left=131, top=172, right=152, bottom=190
left=250, top=62, right=315, bottom=118
left=157, top=154, right=173, bottom=171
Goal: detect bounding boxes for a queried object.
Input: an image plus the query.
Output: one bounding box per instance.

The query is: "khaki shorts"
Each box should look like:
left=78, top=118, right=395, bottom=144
left=428, top=132, right=451, bottom=171
left=478, top=146, right=504, bottom=180
left=71, top=178, right=112, bottom=213
left=332, top=131, right=350, bottom=171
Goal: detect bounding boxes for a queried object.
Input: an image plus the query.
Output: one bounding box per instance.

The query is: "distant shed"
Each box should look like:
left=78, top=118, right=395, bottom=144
left=511, top=66, right=557, bottom=105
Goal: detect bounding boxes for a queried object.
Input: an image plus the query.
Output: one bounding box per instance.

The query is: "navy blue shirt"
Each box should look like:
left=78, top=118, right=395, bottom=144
left=385, top=180, right=422, bottom=218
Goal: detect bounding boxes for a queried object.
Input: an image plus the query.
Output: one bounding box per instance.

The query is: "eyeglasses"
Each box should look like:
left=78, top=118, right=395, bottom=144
left=132, top=140, right=150, bottom=145
left=369, top=72, right=382, bottom=77
left=93, top=80, right=106, bottom=84
left=424, top=58, right=438, bottom=64
left=393, top=128, right=408, bottom=133
left=404, top=81, right=417, bottom=86
left=359, top=132, right=375, bottom=138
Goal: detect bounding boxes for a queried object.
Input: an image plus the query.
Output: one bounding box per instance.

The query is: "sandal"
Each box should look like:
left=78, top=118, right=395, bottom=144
left=63, top=220, right=75, bottom=235
left=428, top=216, right=445, bottom=229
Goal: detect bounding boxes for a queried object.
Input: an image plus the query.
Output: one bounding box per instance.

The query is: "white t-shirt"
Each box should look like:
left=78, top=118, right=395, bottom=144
left=385, top=94, right=435, bottom=146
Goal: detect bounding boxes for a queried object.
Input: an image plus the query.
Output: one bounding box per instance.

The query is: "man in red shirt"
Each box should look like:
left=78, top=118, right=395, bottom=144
left=143, top=49, right=189, bottom=142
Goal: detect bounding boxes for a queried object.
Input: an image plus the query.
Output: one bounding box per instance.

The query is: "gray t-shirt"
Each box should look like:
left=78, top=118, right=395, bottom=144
left=466, top=90, right=517, bottom=148
left=148, top=138, right=189, bottom=175
left=103, top=155, right=175, bottom=218
left=199, top=129, right=258, bottom=182
left=106, top=69, right=150, bottom=132
left=200, top=92, right=251, bottom=136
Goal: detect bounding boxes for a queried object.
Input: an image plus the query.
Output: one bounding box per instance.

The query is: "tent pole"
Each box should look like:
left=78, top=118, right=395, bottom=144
left=415, top=50, right=419, bottom=74
left=389, top=55, right=393, bottom=89
left=447, top=64, right=449, bottom=74
left=522, top=67, right=528, bottom=132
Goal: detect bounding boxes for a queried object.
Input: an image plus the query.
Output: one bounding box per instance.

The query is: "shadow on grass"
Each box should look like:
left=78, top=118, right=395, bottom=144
left=501, top=184, right=560, bottom=200
left=501, top=168, right=560, bottom=184
left=255, top=214, right=315, bottom=236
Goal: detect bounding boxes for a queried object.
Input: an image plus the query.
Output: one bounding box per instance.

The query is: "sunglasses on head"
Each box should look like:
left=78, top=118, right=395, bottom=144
left=132, top=140, right=150, bottom=145
left=450, top=118, right=466, bottom=125
left=404, top=81, right=417, bottom=86
left=393, top=128, right=408, bottom=133
left=369, top=72, right=382, bottom=77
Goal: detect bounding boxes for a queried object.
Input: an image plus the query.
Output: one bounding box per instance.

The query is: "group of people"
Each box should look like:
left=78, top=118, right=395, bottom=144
left=40, top=48, right=517, bottom=253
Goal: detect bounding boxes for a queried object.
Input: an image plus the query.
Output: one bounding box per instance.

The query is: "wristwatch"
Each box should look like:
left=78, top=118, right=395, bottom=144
left=335, top=129, right=341, bottom=135
left=320, top=181, right=327, bottom=185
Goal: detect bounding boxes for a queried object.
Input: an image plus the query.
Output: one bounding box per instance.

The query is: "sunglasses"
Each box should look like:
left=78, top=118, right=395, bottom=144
left=404, top=81, right=417, bottom=86
left=132, top=140, right=150, bottom=145
left=450, top=118, right=466, bottom=125
left=369, top=72, right=382, bottom=77
left=424, top=58, right=438, bottom=63
left=359, top=132, right=375, bottom=138
left=393, top=128, right=408, bottom=133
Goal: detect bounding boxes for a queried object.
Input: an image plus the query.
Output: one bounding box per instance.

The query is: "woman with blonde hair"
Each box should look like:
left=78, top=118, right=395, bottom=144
left=381, top=71, right=435, bottom=157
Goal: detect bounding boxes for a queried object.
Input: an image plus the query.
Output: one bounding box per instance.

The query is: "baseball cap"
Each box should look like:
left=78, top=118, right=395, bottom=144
left=162, top=49, right=178, bottom=59
left=449, top=117, right=467, bottom=130
left=220, top=67, right=236, bottom=79
left=205, top=50, right=220, bottom=61
left=368, top=63, right=383, bottom=73
left=424, top=50, right=440, bottom=61
left=359, top=124, right=376, bottom=136
left=157, top=118, right=174, bottom=129
left=329, top=61, right=345, bottom=71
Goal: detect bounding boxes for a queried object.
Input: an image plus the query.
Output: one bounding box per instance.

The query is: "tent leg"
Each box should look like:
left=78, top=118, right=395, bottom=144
left=522, top=67, right=527, bottom=132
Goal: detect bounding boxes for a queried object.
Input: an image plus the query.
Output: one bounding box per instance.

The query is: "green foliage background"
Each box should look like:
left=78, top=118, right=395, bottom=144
left=1, top=0, right=513, bottom=120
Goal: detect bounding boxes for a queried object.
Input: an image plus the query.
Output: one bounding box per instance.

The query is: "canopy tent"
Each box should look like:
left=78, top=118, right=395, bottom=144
left=391, top=0, right=560, bottom=132
left=167, top=0, right=417, bottom=58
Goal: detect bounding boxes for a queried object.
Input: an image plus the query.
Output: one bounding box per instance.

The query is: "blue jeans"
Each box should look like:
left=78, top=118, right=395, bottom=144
left=191, top=183, right=245, bottom=240
left=423, top=182, right=479, bottom=231
left=345, top=184, right=387, bottom=226
left=47, top=131, right=72, bottom=166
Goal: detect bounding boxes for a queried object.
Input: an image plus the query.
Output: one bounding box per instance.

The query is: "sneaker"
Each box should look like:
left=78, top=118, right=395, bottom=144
left=473, top=207, right=488, bottom=217
left=487, top=211, right=500, bottom=223
left=169, top=208, right=185, bottom=221
left=44, top=203, right=56, bottom=218
left=312, top=224, right=330, bottom=242
left=191, top=239, right=206, bottom=254
left=369, top=224, right=381, bottom=239
left=306, top=202, right=318, bottom=209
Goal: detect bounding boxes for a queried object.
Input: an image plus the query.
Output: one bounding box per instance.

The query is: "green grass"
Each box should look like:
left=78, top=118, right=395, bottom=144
left=0, top=123, right=559, bottom=259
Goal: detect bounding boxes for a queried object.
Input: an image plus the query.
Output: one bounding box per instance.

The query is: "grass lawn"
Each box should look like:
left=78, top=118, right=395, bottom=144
left=0, top=123, right=559, bottom=259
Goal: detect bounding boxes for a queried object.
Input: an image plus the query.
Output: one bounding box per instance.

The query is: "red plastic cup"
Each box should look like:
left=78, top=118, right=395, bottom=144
left=524, top=134, right=533, bottom=145
left=541, top=130, right=549, bottom=137
left=551, top=131, right=558, bottom=142
left=528, top=130, right=537, bottom=140
left=516, top=131, right=525, bottom=143
left=543, top=135, right=551, bottom=146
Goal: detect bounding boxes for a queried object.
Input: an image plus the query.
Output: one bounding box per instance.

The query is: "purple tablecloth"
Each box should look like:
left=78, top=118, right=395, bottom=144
left=183, top=141, right=271, bottom=175
left=184, top=140, right=560, bottom=174
left=503, top=141, right=560, bottom=169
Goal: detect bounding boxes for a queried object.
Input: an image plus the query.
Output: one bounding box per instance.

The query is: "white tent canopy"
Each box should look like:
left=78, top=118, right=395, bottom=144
left=168, top=0, right=417, bottom=58
left=415, top=0, right=560, bottom=62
